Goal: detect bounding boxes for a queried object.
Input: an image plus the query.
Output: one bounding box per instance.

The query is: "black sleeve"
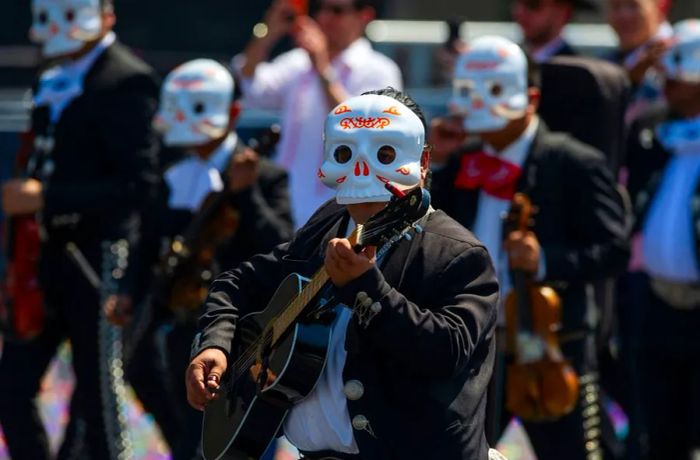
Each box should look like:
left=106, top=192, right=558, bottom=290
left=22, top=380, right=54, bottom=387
left=334, top=244, right=499, bottom=379
left=43, top=74, right=160, bottom=213
left=543, top=150, right=631, bottom=281
left=230, top=163, right=293, bottom=250
left=194, top=242, right=292, bottom=361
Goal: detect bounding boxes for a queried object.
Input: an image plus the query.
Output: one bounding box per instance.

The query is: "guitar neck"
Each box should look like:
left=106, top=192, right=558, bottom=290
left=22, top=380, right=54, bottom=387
left=271, top=268, right=330, bottom=344
left=270, top=225, right=359, bottom=344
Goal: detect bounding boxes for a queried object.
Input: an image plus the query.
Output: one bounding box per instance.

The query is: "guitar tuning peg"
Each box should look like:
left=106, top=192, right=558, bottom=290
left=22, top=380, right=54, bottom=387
left=403, top=233, right=413, bottom=241
left=413, top=224, right=423, bottom=234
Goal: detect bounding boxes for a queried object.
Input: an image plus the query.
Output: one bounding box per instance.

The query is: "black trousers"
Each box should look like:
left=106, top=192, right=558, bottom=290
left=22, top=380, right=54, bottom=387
left=127, top=310, right=202, bottom=460
left=521, top=333, right=606, bottom=460
left=640, top=290, right=700, bottom=460
left=0, top=242, right=126, bottom=460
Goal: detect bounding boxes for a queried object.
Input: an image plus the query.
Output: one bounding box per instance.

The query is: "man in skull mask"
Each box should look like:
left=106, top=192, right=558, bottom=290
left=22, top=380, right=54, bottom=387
left=0, top=0, right=159, bottom=458
left=184, top=88, right=507, bottom=460
left=122, top=58, right=292, bottom=460
left=625, top=19, right=700, bottom=459
left=432, top=36, right=629, bottom=460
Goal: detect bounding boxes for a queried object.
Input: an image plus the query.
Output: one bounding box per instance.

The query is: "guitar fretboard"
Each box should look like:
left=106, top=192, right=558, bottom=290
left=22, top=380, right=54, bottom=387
left=270, top=226, right=360, bottom=344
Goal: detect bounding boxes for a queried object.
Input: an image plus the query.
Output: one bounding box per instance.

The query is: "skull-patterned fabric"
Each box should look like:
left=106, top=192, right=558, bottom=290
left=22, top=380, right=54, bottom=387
left=661, top=19, right=700, bottom=84
left=452, top=36, right=529, bottom=133
left=319, top=94, right=425, bottom=205
left=30, top=0, right=102, bottom=58
left=156, top=59, right=234, bottom=147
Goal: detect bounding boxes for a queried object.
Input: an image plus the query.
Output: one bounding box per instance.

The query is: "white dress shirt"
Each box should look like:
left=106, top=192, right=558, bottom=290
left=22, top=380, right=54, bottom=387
left=164, top=133, right=237, bottom=211
left=642, top=154, right=700, bottom=282
left=284, top=219, right=359, bottom=454
left=472, top=118, right=540, bottom=292
left=234, top=38, right=403, bottom=228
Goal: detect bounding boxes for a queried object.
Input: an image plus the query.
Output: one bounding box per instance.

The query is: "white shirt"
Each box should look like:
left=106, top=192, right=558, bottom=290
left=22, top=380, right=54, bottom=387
left=284, top=219, right=359, bottom=454
left=642, top=154, right=700, bottom=282
left=234, top=38, right=403, bottom=228
left=472, top=118, right=541, bottom=305
left=34, top=31, right=116, bottom=122
left=164, top=133, right=237, bottom=211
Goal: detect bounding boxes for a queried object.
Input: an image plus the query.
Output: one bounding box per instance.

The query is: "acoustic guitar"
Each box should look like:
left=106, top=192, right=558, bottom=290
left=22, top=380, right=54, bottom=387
left=201, top=185, right=431, bottom=460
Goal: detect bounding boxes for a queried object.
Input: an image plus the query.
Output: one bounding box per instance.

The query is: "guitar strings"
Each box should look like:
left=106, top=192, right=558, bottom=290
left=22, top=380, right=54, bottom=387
left=210, top=207, right=421, bottom=394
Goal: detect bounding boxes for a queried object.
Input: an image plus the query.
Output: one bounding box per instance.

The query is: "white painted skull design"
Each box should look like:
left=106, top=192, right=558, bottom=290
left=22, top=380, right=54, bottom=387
left=661, top=19, right=700, bottom=84
left=319, top=94, right=425, bottom=205
left=452, top=35, right=529, bottom=133
left=30, top=0, right=102, bottom=58
left=156, top=59, right=234, bottom=147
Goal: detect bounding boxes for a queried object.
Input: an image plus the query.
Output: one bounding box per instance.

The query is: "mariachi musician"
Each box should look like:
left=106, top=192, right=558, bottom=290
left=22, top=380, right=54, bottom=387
left=185, top=87, right=509, bottom=460
left=0, top=0, right=159, bottom=458
left=432, top=36, right=629, bottom=460
left=116, top=58, right=293, bottom=460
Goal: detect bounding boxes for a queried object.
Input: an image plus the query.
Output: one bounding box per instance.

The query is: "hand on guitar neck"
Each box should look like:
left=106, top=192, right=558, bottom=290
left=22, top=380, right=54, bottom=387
left=227, top=147, right=260, bottom=193
left=324, top=238, right=377, bottom=288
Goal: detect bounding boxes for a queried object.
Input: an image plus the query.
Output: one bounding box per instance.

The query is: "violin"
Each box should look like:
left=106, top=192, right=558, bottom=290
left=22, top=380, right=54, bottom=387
left=504, top=193, right=579, bottom=421
left=0, top=131, right=46, bottom=341
left=156, top=126, right=280, bottom=318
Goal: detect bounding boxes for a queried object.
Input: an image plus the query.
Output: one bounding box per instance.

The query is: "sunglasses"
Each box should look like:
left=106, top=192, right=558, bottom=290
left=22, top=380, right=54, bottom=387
left=316, top=3, right=358, bottom=15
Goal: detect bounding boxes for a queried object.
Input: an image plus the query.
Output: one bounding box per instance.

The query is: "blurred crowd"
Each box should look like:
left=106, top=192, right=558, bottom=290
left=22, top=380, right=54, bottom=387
left=0, top=0, right=699, bottom=459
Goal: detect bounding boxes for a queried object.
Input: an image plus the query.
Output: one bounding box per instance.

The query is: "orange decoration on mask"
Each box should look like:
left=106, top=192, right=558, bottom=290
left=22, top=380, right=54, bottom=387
left=334, top=105, right=352, bottom=115
left=340, top=117, right=391, bottom=130
left=383, top=106, right=401, bottom=116
left=396, top=166, right=411, bottom=176
left=317, top=168, right=326, bottom=179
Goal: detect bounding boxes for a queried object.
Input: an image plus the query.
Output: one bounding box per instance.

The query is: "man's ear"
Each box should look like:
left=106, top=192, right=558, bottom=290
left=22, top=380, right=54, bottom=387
left=527, top=87, right=541, bottom=114
left=359, top=7, right=376, bottom=25
left=228, top=101, right=242, bottom=129
left=101, top=11, right=116, bottom=32
left=420, top=146, right=431, bottom=180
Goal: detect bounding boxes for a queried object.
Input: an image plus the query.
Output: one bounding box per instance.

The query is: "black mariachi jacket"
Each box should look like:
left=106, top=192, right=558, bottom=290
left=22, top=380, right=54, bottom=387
left=33, top=42, right=160, bottom=248
left=432, top=124, right=630, bottom=337
left=194, top=199, right=500, bottom=460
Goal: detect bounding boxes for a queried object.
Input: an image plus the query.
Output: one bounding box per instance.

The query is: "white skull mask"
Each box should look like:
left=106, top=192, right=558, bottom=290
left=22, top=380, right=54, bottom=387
left=319, top=94, right=425, bottom=205
left=155, top=59, right=234, bottom=147
left=30, top=0, right=102, bottom=58
left=661, top=19, right=700, bottom=84
left=452, top=36, right=529, bottom=133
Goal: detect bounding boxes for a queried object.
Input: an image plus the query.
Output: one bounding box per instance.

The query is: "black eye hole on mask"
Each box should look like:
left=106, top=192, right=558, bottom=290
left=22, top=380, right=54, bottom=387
left=490, top=82, right=504, bottom=97
left=377, top=145, right=397, bottom=165
left=334, top=145, right=352, bottom=164
left=673, top=50, right=683, bottom=66
left=38, top=10, right=49, bottom=24
left=193, top=102, right=206, bottom=115
left=65, top=9, right=75, bottom=22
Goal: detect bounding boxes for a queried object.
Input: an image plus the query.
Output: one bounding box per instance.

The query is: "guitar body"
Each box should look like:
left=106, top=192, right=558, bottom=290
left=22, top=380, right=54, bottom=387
left=202, top=273, right=333, bottom=460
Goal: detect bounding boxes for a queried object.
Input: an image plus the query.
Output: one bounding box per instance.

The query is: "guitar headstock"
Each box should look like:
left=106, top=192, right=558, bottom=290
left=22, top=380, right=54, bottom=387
left=356, top=186, right=431, bottom=249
